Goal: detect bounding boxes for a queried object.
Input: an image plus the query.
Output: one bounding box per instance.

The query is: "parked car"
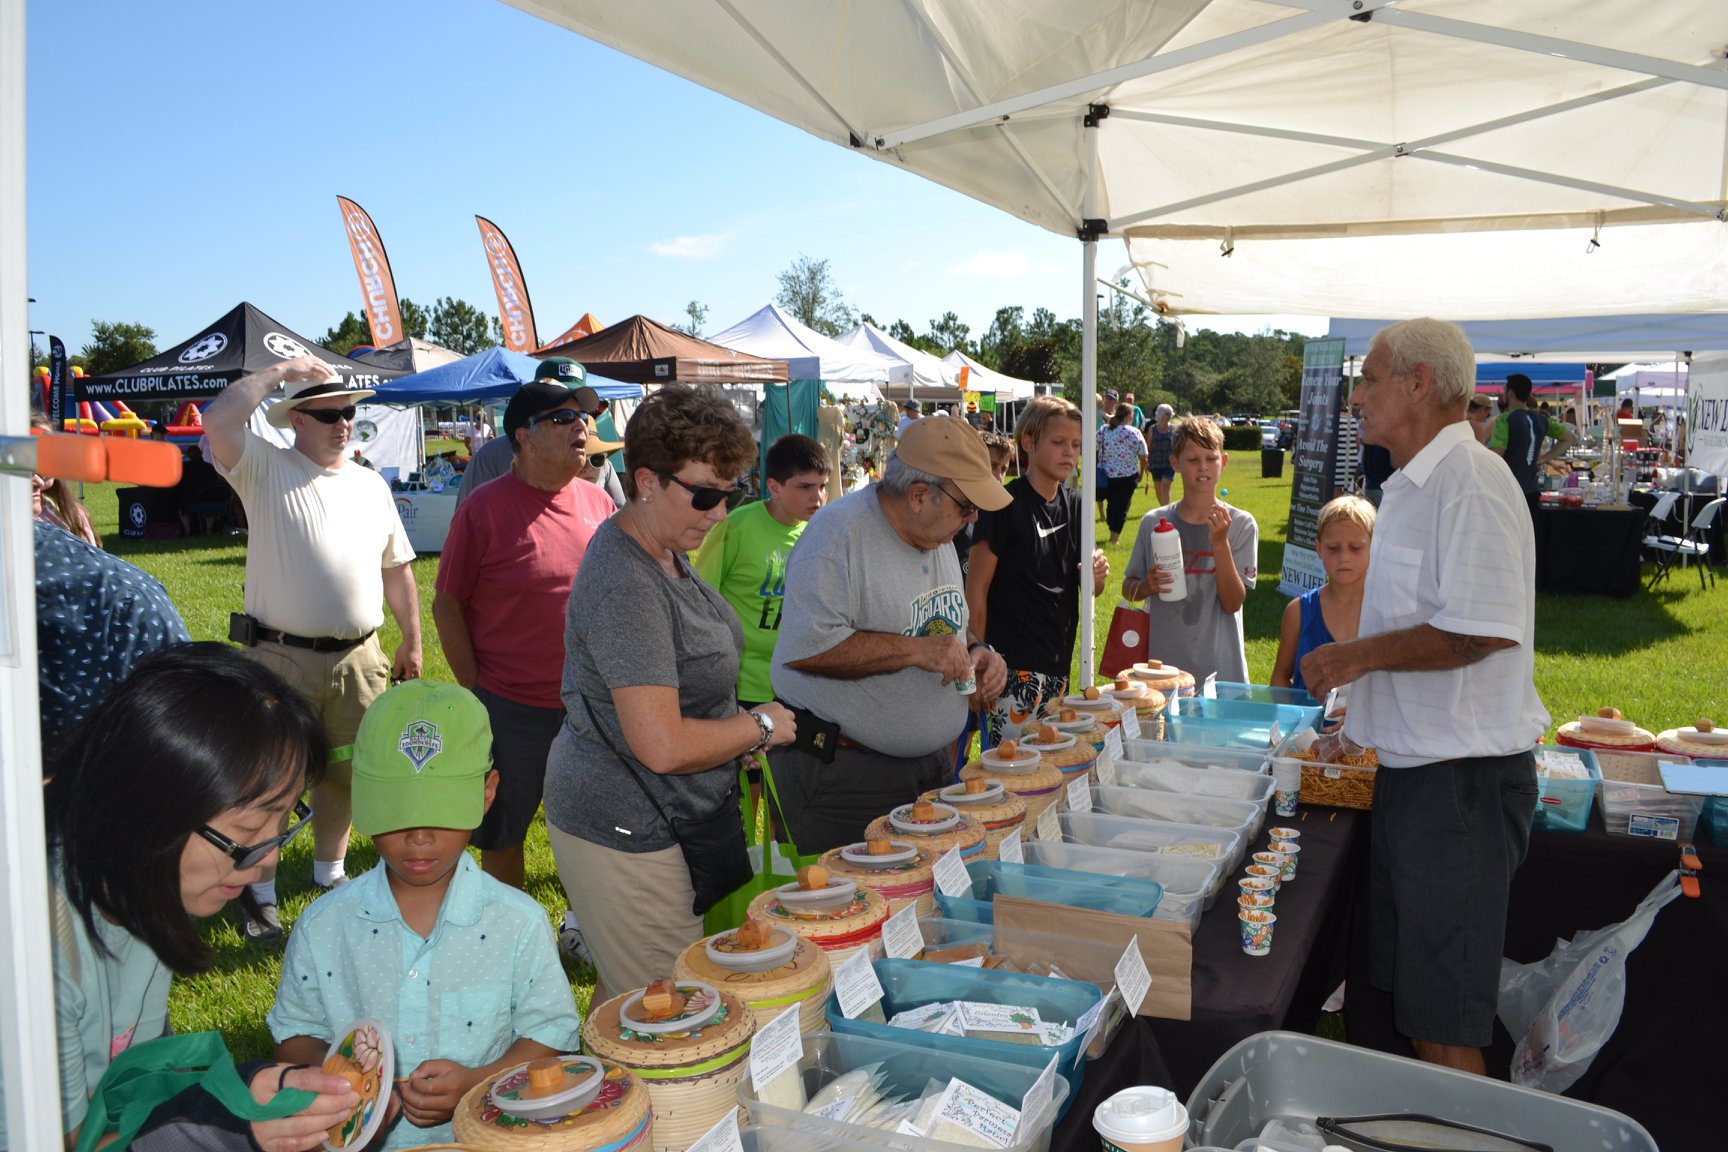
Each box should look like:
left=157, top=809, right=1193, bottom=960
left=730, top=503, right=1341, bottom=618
left=1259, top=419, right=1281, bottom=450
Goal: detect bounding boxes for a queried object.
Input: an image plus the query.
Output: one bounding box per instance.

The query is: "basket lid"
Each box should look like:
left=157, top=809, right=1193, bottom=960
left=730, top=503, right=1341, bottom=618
left=676, top=932, right=828, bottom=991
left=581, top=985, right=752, bottom=1068
left=452, top=1060, right=649, bottom=1149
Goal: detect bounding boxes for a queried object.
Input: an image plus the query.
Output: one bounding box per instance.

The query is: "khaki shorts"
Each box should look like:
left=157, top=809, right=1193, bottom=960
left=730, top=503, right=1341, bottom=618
left=547, top=822, right=701, bottom=998
left=242, top=635, right=392, bottom=774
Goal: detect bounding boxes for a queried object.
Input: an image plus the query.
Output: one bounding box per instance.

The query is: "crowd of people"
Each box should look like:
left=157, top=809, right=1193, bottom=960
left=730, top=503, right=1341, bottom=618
left=15, top=316, right=1562, bottom=1146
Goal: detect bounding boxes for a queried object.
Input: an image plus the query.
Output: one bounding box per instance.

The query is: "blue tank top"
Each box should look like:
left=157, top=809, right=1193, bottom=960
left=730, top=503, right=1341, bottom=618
left=1291, top=587, right=1335, bottom=694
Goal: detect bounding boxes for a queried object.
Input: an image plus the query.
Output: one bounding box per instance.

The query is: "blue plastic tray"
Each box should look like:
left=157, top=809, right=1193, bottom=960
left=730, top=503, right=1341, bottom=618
left=935, top=859, right=1164, bottom=922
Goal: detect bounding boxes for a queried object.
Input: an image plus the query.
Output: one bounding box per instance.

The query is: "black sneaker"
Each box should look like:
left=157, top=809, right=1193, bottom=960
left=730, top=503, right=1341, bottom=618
left=238, top=889, right=283, bottom=945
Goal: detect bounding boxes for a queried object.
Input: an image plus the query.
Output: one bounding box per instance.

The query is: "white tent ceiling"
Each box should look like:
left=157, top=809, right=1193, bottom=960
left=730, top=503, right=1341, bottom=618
left=503, top=0, right=1728, bottom=320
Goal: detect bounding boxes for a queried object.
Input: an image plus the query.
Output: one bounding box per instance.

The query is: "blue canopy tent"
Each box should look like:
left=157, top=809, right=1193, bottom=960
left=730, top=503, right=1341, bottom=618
left=370, top=347, right=641, bottom=404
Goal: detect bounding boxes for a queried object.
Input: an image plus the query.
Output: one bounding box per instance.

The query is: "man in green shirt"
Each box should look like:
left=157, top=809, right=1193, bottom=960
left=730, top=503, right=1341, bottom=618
left=695, top=434, right=831, bottom=707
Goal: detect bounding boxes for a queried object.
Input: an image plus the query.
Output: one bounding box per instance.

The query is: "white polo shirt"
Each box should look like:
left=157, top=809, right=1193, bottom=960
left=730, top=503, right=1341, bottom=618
left=1345, top=420, right=1549, bottom=767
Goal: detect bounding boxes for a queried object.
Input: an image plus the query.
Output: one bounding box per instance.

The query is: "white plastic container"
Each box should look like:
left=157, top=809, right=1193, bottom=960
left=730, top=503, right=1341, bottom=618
left=1059, top=809, right=1245, bottom=873
left=1150, top=517, right=1186, bottom=602
left=1592, top=749, right=1707, bottom=840
left=1114, top=758, right=1277, bottom=805
left=1021, top=839, right=1223, bottom=923
left=1121, top=739, right=1269, bottom=774
left=1089, top=785, right=1265, bottom=845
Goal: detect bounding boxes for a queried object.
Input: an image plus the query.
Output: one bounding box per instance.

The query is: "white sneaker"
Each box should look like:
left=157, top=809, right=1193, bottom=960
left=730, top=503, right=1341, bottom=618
left=558, top=910, right=592, bottom=964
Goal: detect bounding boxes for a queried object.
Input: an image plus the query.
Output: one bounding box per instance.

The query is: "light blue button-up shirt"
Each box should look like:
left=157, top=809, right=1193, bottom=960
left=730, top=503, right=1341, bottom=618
left=267, top=855, right=581, bottom=1149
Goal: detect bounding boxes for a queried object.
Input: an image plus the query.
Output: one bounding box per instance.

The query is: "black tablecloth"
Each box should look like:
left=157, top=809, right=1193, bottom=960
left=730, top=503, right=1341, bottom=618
left=1346, top=818, right=1725, bottom=1152
left=1533, top=505, right=1644, bottom=597
left=1630, top=486, right=1727, bottom=566
left=1052, top=809, right=1368, bottom=1152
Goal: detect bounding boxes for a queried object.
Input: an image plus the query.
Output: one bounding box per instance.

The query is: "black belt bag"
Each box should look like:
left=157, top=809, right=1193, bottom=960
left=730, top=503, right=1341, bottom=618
left=578, top=696, right=751, bottom=916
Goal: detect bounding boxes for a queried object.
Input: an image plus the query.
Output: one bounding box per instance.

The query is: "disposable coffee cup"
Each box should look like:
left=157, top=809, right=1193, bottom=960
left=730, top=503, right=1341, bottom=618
left=955, top=668, right=977, bottom=695
left=1238, top=908, right=1276, bottom=956
left=1271, top=760, right=1300, bottom=816
left=1269, top=839, right=1301, bottom=880
left=1092, top=1085, right=1188, bottom=1152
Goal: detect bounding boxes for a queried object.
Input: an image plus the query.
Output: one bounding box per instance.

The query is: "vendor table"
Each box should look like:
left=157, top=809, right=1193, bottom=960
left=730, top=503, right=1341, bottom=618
left=392, top=486, right=458, bottom=553
left=1532, top=504, right=1644, bottom=596
left=1051, top=808, right=1368, bottom=1152
left=1346, top=820, right=1725, bottom=1152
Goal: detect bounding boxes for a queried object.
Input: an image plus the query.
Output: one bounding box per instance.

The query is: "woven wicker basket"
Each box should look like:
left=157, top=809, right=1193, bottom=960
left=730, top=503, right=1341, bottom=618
left=1122, top=662, right=1196, bottom=697
left=918, top=785, right=1027, bottom=859
left=581, top=986, right=752, bottom=1152
left=1034, top=741, right=1100, bottom=787
left=673, top=931, right=832, bottom=1035
left=960, top=759, right=1064, bottom=828
left=863, top=811, right=987, bottom=864
left=1656, top=728, right=1728, bottom=759
left=818, top=843, right=936, bottom=916
left=1556, top=722, right=1657, bottom=753
left=450, top=1060, right=652, bottom=1152
left=745, top=885, right=889, bottom=968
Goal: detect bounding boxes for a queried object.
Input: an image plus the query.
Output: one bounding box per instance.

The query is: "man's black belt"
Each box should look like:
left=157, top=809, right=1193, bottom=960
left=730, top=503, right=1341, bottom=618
left=255, top=627, right=375, bottom=653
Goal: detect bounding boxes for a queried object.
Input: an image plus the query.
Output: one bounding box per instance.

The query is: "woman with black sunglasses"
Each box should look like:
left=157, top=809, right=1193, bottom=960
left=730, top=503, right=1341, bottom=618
left=20, top=644, right=361, bottom=1151
left=543, top=384, right=798, bottom=1000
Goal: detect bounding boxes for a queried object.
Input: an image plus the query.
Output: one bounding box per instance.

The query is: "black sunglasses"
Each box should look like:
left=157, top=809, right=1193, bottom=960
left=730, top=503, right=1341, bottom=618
left=661, top=472, right=735, bottom=511
left=197, top=800, right=313, bottom=870
left=528, top=407, right=586, bottom=430
left=300, top=405, right=358, bottom=425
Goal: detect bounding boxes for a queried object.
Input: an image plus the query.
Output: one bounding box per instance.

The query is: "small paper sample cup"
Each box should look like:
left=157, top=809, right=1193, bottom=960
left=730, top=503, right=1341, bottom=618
left=1238, top=908, right=1276, bottom=956
left=1092, top=1085, right=1188, bottom=1152
left=1251, top=851, right=1290, bottom=875
left=1237, top=891, right=1274, bottom=911
left=1271, top=763, right=1300, bottom=816
left=1267, top=826, right=1301, bottom=844
left=1238, top=876, right=1276, bottom=901
left=1269, top=839, right=1300, bottom=880
left=1244, top=864, right=1282, bottom=889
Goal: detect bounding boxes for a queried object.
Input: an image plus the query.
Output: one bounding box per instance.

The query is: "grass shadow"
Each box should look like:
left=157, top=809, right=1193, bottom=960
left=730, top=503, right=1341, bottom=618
left=1531, top=573, right=1697, bottom=657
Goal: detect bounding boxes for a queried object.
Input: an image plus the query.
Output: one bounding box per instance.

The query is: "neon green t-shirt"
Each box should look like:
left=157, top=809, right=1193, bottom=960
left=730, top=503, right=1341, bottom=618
left=1488, top=412, right=1566, bottom=452
left=694, top=500, right=807, bottom=704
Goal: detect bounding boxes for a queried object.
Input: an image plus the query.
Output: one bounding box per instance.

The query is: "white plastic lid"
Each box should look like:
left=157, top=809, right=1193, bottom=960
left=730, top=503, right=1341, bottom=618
left=1092, top=1086, right=1187, bottom=1144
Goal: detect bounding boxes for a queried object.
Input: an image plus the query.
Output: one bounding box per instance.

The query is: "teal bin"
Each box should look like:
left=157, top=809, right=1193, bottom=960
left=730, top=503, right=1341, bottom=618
left=1163, top=713, right=1282, bottom=752
left=1695, top=760, right=1728, bottom=847
left=1208, top=682, right=1322, bottom=708
left=1170, top=696, right=1322, bottom=734
left=1532, top=746, right=1601, bottom=834
left=934, top=859, right=1163, bottom=923
left=825, top=958, right=1103, bottom=1118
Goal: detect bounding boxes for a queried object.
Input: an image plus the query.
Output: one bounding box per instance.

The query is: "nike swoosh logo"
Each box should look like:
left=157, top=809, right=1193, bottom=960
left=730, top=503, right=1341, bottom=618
left=1036, top=522, right=1065, bottom=537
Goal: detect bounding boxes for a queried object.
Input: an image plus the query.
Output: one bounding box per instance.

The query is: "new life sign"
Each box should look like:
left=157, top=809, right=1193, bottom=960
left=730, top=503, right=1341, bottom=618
left=1280, top=338, right=1347, bottom=596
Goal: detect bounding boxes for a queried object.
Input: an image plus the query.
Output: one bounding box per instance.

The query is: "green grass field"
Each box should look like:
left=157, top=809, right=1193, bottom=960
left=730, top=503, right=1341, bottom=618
left=62, top=452, right=1724, bottom=1059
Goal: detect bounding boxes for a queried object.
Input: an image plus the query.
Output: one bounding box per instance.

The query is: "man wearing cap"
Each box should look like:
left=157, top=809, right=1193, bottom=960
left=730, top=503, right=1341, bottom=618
left=455, top=358, right=625, bottom=510
left=433, top=378, right=619, bottom=891
left=768, top=418, right=1011, bottom=854
left=896, top=398, right=922, bottom=439
left=204, top=354, right=420, bottom=943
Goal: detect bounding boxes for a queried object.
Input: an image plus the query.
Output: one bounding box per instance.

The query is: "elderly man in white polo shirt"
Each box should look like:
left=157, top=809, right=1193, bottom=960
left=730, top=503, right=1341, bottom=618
left=1301, top=317, right=1547, bottom=1076
left=204, top=354, right=421, bottom=943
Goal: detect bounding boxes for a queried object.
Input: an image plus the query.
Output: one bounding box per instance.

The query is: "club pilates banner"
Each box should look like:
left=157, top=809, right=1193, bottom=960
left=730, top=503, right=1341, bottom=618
left=474, top=215, right=538, bottom=353
left=335, top=196, right=406, bottom=347
left=1279, top=338, right=1347, bottom=596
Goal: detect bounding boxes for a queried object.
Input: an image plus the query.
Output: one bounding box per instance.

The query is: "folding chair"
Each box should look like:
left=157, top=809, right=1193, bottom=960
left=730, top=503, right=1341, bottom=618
left=1646, top=494, right=1724, bottom=589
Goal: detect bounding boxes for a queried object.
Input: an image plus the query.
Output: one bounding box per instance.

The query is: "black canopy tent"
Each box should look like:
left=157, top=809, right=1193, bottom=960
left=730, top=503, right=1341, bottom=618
left=79, top=301, right=405, bottom=403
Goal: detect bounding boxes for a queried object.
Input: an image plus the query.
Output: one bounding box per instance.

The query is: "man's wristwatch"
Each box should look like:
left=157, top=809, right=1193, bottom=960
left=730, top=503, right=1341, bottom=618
left=748, top=708, right=775, bottom=753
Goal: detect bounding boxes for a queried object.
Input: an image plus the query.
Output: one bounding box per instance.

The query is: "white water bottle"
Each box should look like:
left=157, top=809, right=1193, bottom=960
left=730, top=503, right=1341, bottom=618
left=1150, top=517, right=1187, bottom=602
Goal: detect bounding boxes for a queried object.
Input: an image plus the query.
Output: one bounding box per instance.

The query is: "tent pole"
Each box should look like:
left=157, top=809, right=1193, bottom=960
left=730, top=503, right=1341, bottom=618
left=1078, top=105, right=1103, bottom=689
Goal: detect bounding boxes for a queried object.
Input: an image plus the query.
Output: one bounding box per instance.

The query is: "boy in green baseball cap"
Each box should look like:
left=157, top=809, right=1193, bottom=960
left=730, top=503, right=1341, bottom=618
left=268, top=681, right=581, bottom=1149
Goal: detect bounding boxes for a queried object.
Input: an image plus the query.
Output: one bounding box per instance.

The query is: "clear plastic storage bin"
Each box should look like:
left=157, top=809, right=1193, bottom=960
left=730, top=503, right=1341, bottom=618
left=825, top=959, right=1103, bottom=1116
left=1164, top=714, right=1283, bottom=751
left=1531, top=746, right=1601, bottom=834
left=1021, top=839, right=1224, bottom=925
left=1592, top=749, right=1707, bottom=840
left=933, top=859, right=1164, bottom=923
left=1208, top=682, right=1322, bottom=708
left=1695, top=760, right=1728, bottom=847
left=1114, top=757, right=1277, bottom=806
left=1168, top=696, right=1322, bottom=735
left=1089, top=784, right=1264, bottom=844
left=1120, top=739, right=1270, bottom=774
left=1059, top=809, right=1245, bottom=872
left=739, top=1032, right=1069, bottom=1152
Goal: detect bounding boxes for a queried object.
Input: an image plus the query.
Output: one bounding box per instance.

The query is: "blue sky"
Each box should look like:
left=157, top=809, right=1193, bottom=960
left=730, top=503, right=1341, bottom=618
left=25, top=0, right=1327, bottom=356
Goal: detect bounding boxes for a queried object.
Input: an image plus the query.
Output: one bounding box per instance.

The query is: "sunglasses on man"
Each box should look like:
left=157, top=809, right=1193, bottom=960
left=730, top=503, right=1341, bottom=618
left=300, top=405, right=358, bottom=425
left=527, top=407, right=589, bottom=430
left=197, top=800, right=313, bottom=870
left=661, top=472, right=736, bottom=512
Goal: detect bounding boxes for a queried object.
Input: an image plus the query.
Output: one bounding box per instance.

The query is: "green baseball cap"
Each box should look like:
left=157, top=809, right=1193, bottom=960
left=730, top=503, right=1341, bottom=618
left=351, top=680, right=493, bottom=836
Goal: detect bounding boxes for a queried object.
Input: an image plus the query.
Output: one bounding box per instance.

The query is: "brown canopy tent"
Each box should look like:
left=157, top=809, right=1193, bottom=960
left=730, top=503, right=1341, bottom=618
left=538, top=313, right=788, bottom=383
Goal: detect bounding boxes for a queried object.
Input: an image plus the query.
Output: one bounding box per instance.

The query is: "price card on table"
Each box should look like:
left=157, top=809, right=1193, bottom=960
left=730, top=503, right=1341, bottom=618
left=933, top=845, right=972, bottom=898
left=1203, top=672, right=1217, bottom=698
left=1104, top=725, right=1124, bottom=763
left=1075, top=989, right=1115, bottom=1068
left=932, top=1078, right=1020, bottom=1149
left=1167, top=691, right=1181, bottom=716
left=1019, top=1052, right=1060, bottom=1137
left=748, top=1004, right=804, bottom=1094
left=1268, top=720, right=1282, bottom=750
left=1120, top=705, right=1142, bottom=741
left=1114, top=936, right=1153, bottom=1017
left=998, top=826, right=1024, bottom=864
left=881, top=901, right=925, bottom=959
left=687, top=1109, right=745, bottom=1152
left=1095, top=749, right=1118, bottom=787
left=1066, top=775, right=1093, bottom=813
left=834, top=947, right=886, bottom=1019
left=1035, top=801, right=1061, bottom=841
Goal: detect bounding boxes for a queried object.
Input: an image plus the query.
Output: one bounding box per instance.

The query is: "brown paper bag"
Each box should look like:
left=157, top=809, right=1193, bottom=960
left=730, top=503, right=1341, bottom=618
left=992, top=894, right=1193, bottom=1021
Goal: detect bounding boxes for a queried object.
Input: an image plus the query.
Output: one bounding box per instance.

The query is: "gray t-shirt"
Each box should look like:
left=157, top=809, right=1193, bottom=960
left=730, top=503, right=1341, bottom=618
left=456, top=436, right=624, bottom=509
left=772, top=487, right=970, bottom=757
left=1123, top=501, right=1259, bottom=684
left=543, top=518, right=744, bottom=852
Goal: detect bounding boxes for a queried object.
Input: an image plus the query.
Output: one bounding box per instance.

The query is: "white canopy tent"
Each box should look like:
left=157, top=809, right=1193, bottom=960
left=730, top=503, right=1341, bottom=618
left=708, top=304, right=908, bottom=400
left=836, top=321, right=962, bottom=393
left=943, top=350, right=1040, bottom=401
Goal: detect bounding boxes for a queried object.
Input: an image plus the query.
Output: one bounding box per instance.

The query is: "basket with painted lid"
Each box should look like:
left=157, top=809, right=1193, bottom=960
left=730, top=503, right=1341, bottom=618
left=452, top=1058, right=653, bottom=1152
left=674, top=928, right=832, bottom=1036
left=817, top=838, right=937, bottom=916
left=1124, top=660, right=1196, bottom=698
left=921, top=780, right=1027, bottom=858
left=1656, top=719, right=1728, bottom=759
left=1556, top=710, right=1657, bottom=753
left=961, top=758, right=1064, bottom=827
left=1019, top=726, right=1101, bottom=786
left=580, top=983, right=752, bottom=1152
left=745, top=883, right=889, bottom=969
left=864, top=805, right=987, bottom=865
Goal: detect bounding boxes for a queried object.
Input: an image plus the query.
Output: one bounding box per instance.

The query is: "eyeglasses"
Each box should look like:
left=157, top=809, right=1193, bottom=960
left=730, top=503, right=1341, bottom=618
left=933, top=483, right=979, bottom=518
left=300, top=405, right=358, bottom=425
left=528, top=407, right=586, bottom=430
left=661, top=472, right=735, bottom=511
left=197, top=800, right=313, bottom=870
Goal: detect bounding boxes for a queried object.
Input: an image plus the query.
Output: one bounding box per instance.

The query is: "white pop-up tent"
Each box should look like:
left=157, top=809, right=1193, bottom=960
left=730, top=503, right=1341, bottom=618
left=708, top=304, right=909, bottom=400
left=837, top=321, right=963, bottom=396
left=943, top=350, right=1040, bottom=402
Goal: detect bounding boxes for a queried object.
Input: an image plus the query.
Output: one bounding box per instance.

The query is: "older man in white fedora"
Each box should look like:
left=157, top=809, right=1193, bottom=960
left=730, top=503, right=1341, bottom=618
left=204, top=354, right=420, bottom=943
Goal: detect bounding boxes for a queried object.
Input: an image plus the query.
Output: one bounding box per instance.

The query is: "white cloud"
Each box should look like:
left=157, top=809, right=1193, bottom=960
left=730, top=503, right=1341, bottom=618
left=649, top=231, right=733, bottom=260
left=953, top=249, right=1028, bottom=277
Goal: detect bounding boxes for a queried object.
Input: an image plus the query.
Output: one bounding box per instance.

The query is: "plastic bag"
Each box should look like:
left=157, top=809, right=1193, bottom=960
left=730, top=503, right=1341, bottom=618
left=1497, top=869, right=1682, bottom=1093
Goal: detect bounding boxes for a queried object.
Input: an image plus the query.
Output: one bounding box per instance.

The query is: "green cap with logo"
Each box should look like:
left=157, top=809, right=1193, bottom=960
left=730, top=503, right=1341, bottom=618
left=351, top=680, right=493, bottom=836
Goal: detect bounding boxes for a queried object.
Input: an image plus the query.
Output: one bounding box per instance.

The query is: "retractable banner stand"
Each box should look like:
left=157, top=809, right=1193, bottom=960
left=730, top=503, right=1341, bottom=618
left=1686, top=351, right=1728, bottom=478
left=1279, top=338, right=1346, bottom=596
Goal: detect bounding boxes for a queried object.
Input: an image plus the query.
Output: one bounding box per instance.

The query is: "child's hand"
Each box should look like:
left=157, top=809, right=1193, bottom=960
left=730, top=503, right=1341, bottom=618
left=399, top=1059, right=477, bottom=1128
left=1206, top=502, right=1233, bottom=545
